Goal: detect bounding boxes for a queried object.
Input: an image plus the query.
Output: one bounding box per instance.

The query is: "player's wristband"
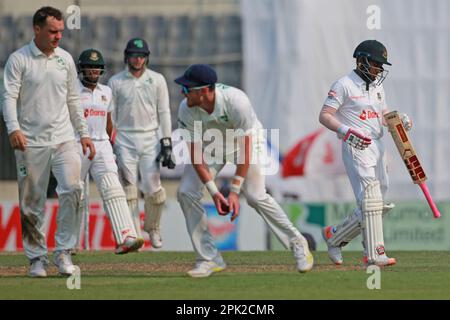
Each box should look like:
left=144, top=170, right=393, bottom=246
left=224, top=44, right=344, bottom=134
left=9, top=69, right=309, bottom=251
left=205, top=181, right=219, bottom=196
left=337, top=125, right=350, bottom=139
left=230, top=175, right=245, bottom=195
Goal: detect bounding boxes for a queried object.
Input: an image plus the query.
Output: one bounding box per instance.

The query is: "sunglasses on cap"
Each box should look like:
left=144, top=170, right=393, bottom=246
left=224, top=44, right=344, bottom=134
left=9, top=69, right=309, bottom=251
left=181, top=84, right=210, bottom=95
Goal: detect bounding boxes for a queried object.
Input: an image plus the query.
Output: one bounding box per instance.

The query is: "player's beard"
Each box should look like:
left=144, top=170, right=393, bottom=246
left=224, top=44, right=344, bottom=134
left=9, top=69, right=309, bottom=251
left=128, top=60, right=146, bottom=72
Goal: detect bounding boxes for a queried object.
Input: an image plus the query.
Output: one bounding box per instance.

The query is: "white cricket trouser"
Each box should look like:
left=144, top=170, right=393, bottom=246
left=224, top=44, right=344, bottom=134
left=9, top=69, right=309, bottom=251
left=15, top=140, right=82, bottom=260
left=331, top=139, right=389, bottom=250
left=177, top=160, right=305, bottom=264
left=342, top=139, right=388, bottom=214
left=79, top=140, right=118, bottom=183
left=113, top=130, right=162, bottom=195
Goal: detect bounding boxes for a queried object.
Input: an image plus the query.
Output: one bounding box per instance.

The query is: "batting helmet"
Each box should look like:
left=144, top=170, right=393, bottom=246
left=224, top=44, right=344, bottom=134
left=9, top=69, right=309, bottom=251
left=353, top=40, right=391, bottom=66
left=77, top=49, right=105, bottom=85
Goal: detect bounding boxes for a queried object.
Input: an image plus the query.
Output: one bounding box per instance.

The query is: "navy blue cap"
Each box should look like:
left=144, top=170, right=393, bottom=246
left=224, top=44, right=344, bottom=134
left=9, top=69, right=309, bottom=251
left=174, top=64, right=217, bottom=87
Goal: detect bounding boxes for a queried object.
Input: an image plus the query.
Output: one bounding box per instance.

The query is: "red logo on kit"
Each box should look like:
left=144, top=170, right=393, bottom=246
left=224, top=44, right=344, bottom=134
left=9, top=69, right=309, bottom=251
left=359, top=110, right=379, bottom=120
left=84, top=108, right=106, bottom=118
left=328, top=90, right=337, bottom=98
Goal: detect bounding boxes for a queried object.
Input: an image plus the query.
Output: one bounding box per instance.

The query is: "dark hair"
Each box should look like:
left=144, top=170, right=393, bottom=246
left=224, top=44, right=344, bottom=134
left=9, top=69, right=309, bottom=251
left=33, top=6, right=63, bottom=27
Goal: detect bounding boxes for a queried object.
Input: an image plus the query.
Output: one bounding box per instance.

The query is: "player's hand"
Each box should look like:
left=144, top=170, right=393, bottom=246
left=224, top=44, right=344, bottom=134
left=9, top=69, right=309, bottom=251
left=9, top=130, right=27, bottom=151
left=338, top=126, right=371, bottom=150
left=228, top=192, right=240, bottom=222
left=80, top=137, right=96, bottom=160
left=212, top=192, right=230, bottom=216
left=156, top=137, right=176, bottom=169
left=401, top=113, right=412, bottom=131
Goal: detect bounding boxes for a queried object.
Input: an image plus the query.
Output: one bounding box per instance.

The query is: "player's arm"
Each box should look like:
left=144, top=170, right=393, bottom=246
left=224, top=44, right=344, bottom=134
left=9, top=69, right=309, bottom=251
left=319, top=105, right=371, bottom=150
left=106, top=112, right=113, bottom=139
left=188, top=141, right=229, bottom=215
left=319, top=106, right=341, bottom=132
left=66, top=56, right=95, bottom=160
left=228, top=134, right=252, bottom=222
left=2, top=55, right=27, bottom=151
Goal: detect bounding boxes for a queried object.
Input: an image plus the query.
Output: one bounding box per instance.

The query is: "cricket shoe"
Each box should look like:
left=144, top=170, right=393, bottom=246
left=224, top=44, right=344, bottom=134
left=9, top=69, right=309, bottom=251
left=322, top=226, right=344, bottom=265
left=291, top=238, right=314, bottom=273
left=115, top=236, right=144, bottom=254
left=149, top=229, right=163, bottom=249
left=363, top=255, right=396, bottom=267
left=53, top=250, right=78, bottom=276
left=29, top=256, right=49, bottom=278
left=187, top=261, right=226, bottom=278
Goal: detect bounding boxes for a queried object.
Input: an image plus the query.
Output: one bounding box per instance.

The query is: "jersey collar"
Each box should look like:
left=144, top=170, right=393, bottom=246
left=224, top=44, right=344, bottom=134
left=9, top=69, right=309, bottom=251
left=29, top=39, right=60, bottom=58
left=79, top=80, right=103, bottom=93
left=125, top=67, right=149, bottom=80
left=350, top=70, right=376, bottom=90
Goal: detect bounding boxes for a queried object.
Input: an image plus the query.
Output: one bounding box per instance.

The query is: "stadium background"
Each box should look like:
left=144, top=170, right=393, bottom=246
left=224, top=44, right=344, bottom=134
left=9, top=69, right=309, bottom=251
left=1, top=0, right=449, bottom=253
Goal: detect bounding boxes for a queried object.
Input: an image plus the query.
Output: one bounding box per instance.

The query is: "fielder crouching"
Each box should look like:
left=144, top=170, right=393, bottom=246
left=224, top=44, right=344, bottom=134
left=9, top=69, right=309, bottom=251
left=76, top=49, right=144, bottom=254
left=319, top=39, right=413, bottom=266
left=175, top=64, right=314, bottom=278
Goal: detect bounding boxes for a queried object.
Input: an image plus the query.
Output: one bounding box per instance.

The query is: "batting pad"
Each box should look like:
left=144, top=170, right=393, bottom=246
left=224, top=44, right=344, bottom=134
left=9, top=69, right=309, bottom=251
left=327, top=209, right=361, bottom=247
left=100, top=173, right=137, bottom=245
left=144, top=188, right=166, bottom=232
left=362, top=181, right=385, bottom=263
left=123, top=184, right=141, bottom=237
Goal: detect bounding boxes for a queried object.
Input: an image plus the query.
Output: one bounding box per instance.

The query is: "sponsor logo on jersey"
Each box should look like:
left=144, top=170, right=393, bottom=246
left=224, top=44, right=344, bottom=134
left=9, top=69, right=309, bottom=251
left=101, top=95, right=107, bottom=102
left=84, top=108, right=107, bottom=118
left=359, top=109, right=380, bottom=120
left=377, top=92, right=382, bottom=101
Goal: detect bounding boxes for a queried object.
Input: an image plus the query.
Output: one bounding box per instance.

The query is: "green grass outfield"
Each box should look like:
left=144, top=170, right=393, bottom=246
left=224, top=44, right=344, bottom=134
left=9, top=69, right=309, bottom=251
left=1, top=251, right=449, bottom=300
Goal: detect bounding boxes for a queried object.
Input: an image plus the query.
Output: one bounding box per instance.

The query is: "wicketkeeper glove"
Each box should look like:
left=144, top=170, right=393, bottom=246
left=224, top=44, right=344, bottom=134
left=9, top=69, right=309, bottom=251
left=337, top=125, right=372, bottom=150
left=156, top=137, right=176, bottom=169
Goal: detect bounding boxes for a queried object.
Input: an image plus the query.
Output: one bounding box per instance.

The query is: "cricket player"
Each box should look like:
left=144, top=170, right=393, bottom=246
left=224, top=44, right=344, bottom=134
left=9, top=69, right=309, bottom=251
left=175, top=64, right=314, bottom=278
left=108, top=38, right=175, bottom=249
left=2, top=7, right=95, bottom=277
left=319, top=40, right=412, bottom=266
left=76, top=48, right=144, bottom=254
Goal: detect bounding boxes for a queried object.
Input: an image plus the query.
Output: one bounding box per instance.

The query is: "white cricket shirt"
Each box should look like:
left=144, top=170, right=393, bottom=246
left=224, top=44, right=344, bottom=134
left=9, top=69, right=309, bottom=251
left=2, top=40, right=88, bottom=146
left=177, top=83, right=263, bottom=154
left=108, top=68, right=171, bottom=138
left=78, top=81, right=112, bottom=141
left=323, top=70, right=388, bottom=139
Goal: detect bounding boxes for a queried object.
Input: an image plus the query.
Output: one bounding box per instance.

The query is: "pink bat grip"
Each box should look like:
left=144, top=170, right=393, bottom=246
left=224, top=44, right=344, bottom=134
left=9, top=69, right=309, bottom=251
left=419, top=182, right=441, bottom=219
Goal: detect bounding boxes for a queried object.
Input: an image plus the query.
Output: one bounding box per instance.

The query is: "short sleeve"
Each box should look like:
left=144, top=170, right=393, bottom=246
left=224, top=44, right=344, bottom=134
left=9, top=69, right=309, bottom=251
left=105, top=86, right=113, bottom=113
left=323, top=80, right=346, bottom=109
left=177, top=101, right=199, bottom=142
left=228, top=90, right=255, bottom=134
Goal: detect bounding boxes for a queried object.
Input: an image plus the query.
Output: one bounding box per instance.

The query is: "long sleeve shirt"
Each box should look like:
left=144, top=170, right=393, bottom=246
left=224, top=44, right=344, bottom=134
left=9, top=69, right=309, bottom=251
left=2, top=40, right=89, bottom=146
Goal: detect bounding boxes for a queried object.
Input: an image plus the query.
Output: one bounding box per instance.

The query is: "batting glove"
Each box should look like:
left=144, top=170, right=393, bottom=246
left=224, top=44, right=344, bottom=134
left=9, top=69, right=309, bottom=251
left=338, top=125, right=372, bottom=150
left=400, top=113, right=412, bottom=131
left=156, top=137, right=176, bottom=169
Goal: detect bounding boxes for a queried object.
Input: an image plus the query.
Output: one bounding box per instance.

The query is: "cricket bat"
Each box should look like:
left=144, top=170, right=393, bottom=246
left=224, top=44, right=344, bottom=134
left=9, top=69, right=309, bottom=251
left=384, top=111, right=441, bottom=218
